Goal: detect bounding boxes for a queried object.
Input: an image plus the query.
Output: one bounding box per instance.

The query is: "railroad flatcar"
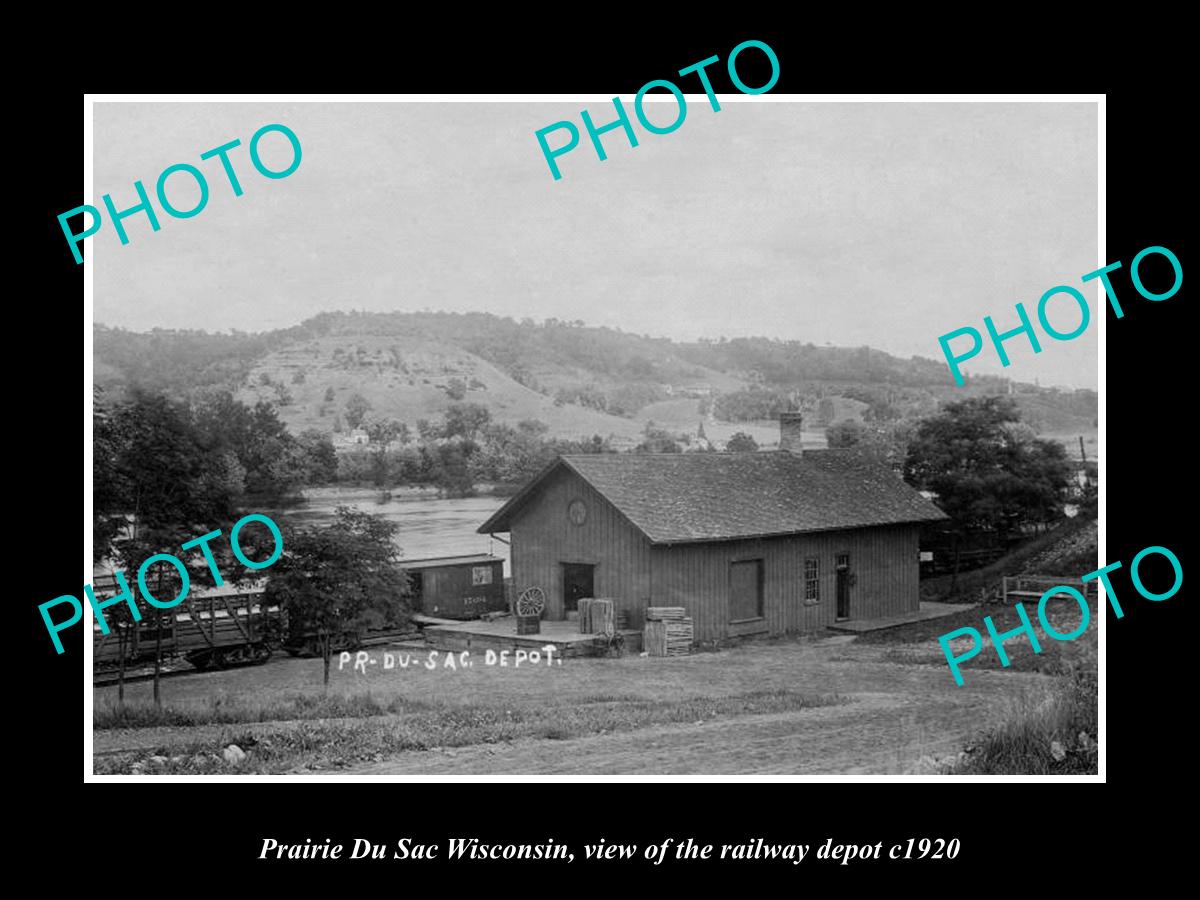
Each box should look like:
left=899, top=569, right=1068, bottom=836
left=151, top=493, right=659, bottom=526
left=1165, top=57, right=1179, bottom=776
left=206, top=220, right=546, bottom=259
left=92, top=576, right=280, bottom=672
left=89, top=554, right=488, bottom=672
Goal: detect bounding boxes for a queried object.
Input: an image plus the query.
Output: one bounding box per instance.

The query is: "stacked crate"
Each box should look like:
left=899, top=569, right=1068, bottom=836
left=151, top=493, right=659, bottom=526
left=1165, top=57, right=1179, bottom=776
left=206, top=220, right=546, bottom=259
left=578, top=598, right=616, bottom=634
left=643, top=607, right=693, bottom=657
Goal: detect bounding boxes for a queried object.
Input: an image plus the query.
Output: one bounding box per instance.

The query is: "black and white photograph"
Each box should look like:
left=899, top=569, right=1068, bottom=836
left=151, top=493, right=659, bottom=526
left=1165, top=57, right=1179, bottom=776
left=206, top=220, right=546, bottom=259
left=85, top=97, right=1099, bottom=778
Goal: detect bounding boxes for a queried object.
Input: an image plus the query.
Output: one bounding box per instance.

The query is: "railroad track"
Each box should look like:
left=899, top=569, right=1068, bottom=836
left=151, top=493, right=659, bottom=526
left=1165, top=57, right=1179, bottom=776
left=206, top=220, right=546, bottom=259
left=93, top=631, right=427, bottom=688
left=94, top=665, right=231, bottom=688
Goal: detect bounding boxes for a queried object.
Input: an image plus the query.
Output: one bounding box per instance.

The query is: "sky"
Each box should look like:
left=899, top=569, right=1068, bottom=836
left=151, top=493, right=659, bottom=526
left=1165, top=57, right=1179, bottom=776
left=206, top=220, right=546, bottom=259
left=93, top=100, right=1098, bottom=389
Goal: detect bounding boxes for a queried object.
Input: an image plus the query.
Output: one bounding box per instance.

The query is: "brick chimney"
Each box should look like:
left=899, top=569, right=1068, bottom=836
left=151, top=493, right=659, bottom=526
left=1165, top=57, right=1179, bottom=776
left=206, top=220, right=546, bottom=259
left=779, top=412, right=804, bottom=454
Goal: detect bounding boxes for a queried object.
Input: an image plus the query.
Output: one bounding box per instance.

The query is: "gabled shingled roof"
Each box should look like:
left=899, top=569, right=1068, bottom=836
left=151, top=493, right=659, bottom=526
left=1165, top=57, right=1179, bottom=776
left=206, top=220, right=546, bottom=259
left=477, top=450, right=948, bottom=544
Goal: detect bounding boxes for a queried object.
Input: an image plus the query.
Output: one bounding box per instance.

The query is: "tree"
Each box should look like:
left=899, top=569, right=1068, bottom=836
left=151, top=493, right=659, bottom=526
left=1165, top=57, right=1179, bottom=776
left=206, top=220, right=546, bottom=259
left=1072, top=464, right=1098, bottom=519
left=92, top=393, right=139, bottom=703
left=191, top=392, right=302, bottom=500
left=102, top=391, right=240, bottom=706
left=825, top=420, right=869, bottom=449
left=296, top=429, right=338, bottom=484
left=106, top=596, right=139, bottom=707
left=363, top=416, right=405, bottom=446
left=446, top=377, right=467, bottom=400
left=265, top=508, right=411, bottom=688
left=826, top=419, right=915, bottom=468
left=416, top=418, right=439, bottom=441
left=636, top=424, right=682, bottom=453
left=903, top=397, right=1072, bottom=539
left=442, top=403, right=491, bottom=440
left=429, top=441, right=478, bottom=495
left=93, top=387, right=128, bottom=565
left=324, top=386, right=336, bottom=403
left=725, top=432, right=759, bottom=453
left=344, top=393, right=372, bottom=429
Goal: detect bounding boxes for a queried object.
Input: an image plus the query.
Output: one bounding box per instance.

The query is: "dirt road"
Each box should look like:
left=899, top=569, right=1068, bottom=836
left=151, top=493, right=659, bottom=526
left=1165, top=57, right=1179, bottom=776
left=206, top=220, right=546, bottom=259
left=342, top=700, right=955, bottom=775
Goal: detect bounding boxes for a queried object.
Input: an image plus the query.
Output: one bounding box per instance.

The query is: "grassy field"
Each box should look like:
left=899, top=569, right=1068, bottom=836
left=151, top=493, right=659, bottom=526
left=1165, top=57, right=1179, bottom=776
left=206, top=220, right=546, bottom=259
left=93, top=623, right=1062, bottom=776
left=859, top=593, right=1094, bottom=676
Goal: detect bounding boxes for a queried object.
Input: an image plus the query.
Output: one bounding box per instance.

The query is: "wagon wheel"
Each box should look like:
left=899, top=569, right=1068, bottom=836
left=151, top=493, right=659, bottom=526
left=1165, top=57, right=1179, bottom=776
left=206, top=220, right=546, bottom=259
left=516, top=587, right=545, bottom=617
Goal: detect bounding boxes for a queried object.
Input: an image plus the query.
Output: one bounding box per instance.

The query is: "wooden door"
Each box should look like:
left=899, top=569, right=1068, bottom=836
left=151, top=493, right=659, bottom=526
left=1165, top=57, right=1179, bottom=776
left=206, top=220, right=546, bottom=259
left=729, top=559, right=764, bottom=621
left=836, top=553, right=850, bottom=620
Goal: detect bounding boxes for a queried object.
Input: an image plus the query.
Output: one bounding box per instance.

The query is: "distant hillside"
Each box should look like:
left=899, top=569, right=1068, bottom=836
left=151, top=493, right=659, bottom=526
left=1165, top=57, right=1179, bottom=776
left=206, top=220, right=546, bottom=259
left=235, top=331, right=650, bottom=441
left=93, top=312, right=1097, bottom=447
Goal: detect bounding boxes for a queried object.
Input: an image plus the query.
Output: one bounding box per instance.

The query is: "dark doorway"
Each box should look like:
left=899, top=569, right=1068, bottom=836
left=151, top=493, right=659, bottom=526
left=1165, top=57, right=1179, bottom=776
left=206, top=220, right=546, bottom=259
left=835, top=553, right=850, bottom=620
left=561, top=563, right=594, bottom=613
left=408, top=572, right=424, bottom=612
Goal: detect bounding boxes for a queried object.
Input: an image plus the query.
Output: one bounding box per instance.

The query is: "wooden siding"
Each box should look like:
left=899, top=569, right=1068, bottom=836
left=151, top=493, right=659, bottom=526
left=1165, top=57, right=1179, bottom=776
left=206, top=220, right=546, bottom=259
left=506, top=469, right=921, bottom=642
left=509, top=468, right=654, bottom=628
left=650, top=524, right=921, bottom=642
left=413, top=560, right=506, bottom=619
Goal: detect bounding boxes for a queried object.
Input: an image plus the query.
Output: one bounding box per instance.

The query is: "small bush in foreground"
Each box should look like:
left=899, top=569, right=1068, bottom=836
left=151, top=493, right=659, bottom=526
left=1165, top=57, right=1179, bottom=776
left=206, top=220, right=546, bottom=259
left=945, top=636, right=1096, bottom=775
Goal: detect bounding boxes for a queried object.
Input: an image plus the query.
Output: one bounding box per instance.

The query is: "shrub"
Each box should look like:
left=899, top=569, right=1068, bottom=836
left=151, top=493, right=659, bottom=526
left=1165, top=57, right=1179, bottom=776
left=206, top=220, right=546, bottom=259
left=946, top=634, right=1097, bottom=774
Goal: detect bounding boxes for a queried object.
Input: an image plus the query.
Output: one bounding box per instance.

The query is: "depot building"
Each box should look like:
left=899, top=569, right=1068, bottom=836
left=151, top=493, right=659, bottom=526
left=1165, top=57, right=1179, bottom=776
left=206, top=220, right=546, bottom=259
left=478, top=414, right=947, bottom=642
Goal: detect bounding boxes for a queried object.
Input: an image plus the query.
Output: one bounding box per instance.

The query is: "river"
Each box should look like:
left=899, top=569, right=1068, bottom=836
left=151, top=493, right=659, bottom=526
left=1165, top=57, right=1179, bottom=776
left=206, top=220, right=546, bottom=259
left=266, top=487, right=510, bottom=574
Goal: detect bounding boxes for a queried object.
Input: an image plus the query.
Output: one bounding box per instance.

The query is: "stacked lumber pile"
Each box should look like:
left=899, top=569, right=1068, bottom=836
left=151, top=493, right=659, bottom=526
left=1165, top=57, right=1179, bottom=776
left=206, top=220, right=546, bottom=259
left=647, top=607, right=687, bottom=622
left=578, top=598, right=616, bottom=634
left=644, top=607, right=693, bottom=656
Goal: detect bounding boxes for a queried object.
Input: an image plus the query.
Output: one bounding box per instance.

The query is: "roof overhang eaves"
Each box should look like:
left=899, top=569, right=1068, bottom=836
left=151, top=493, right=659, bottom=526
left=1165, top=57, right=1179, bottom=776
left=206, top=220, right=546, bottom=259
left=648, top=515, right=949, bottom=547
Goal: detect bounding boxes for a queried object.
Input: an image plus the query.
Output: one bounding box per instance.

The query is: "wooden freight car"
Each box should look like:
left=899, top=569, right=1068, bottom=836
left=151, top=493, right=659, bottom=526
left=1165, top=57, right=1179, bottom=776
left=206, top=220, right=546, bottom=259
left=403, top=554, right=507, bottom=619
left=91, top=577, right=280, bottom=672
